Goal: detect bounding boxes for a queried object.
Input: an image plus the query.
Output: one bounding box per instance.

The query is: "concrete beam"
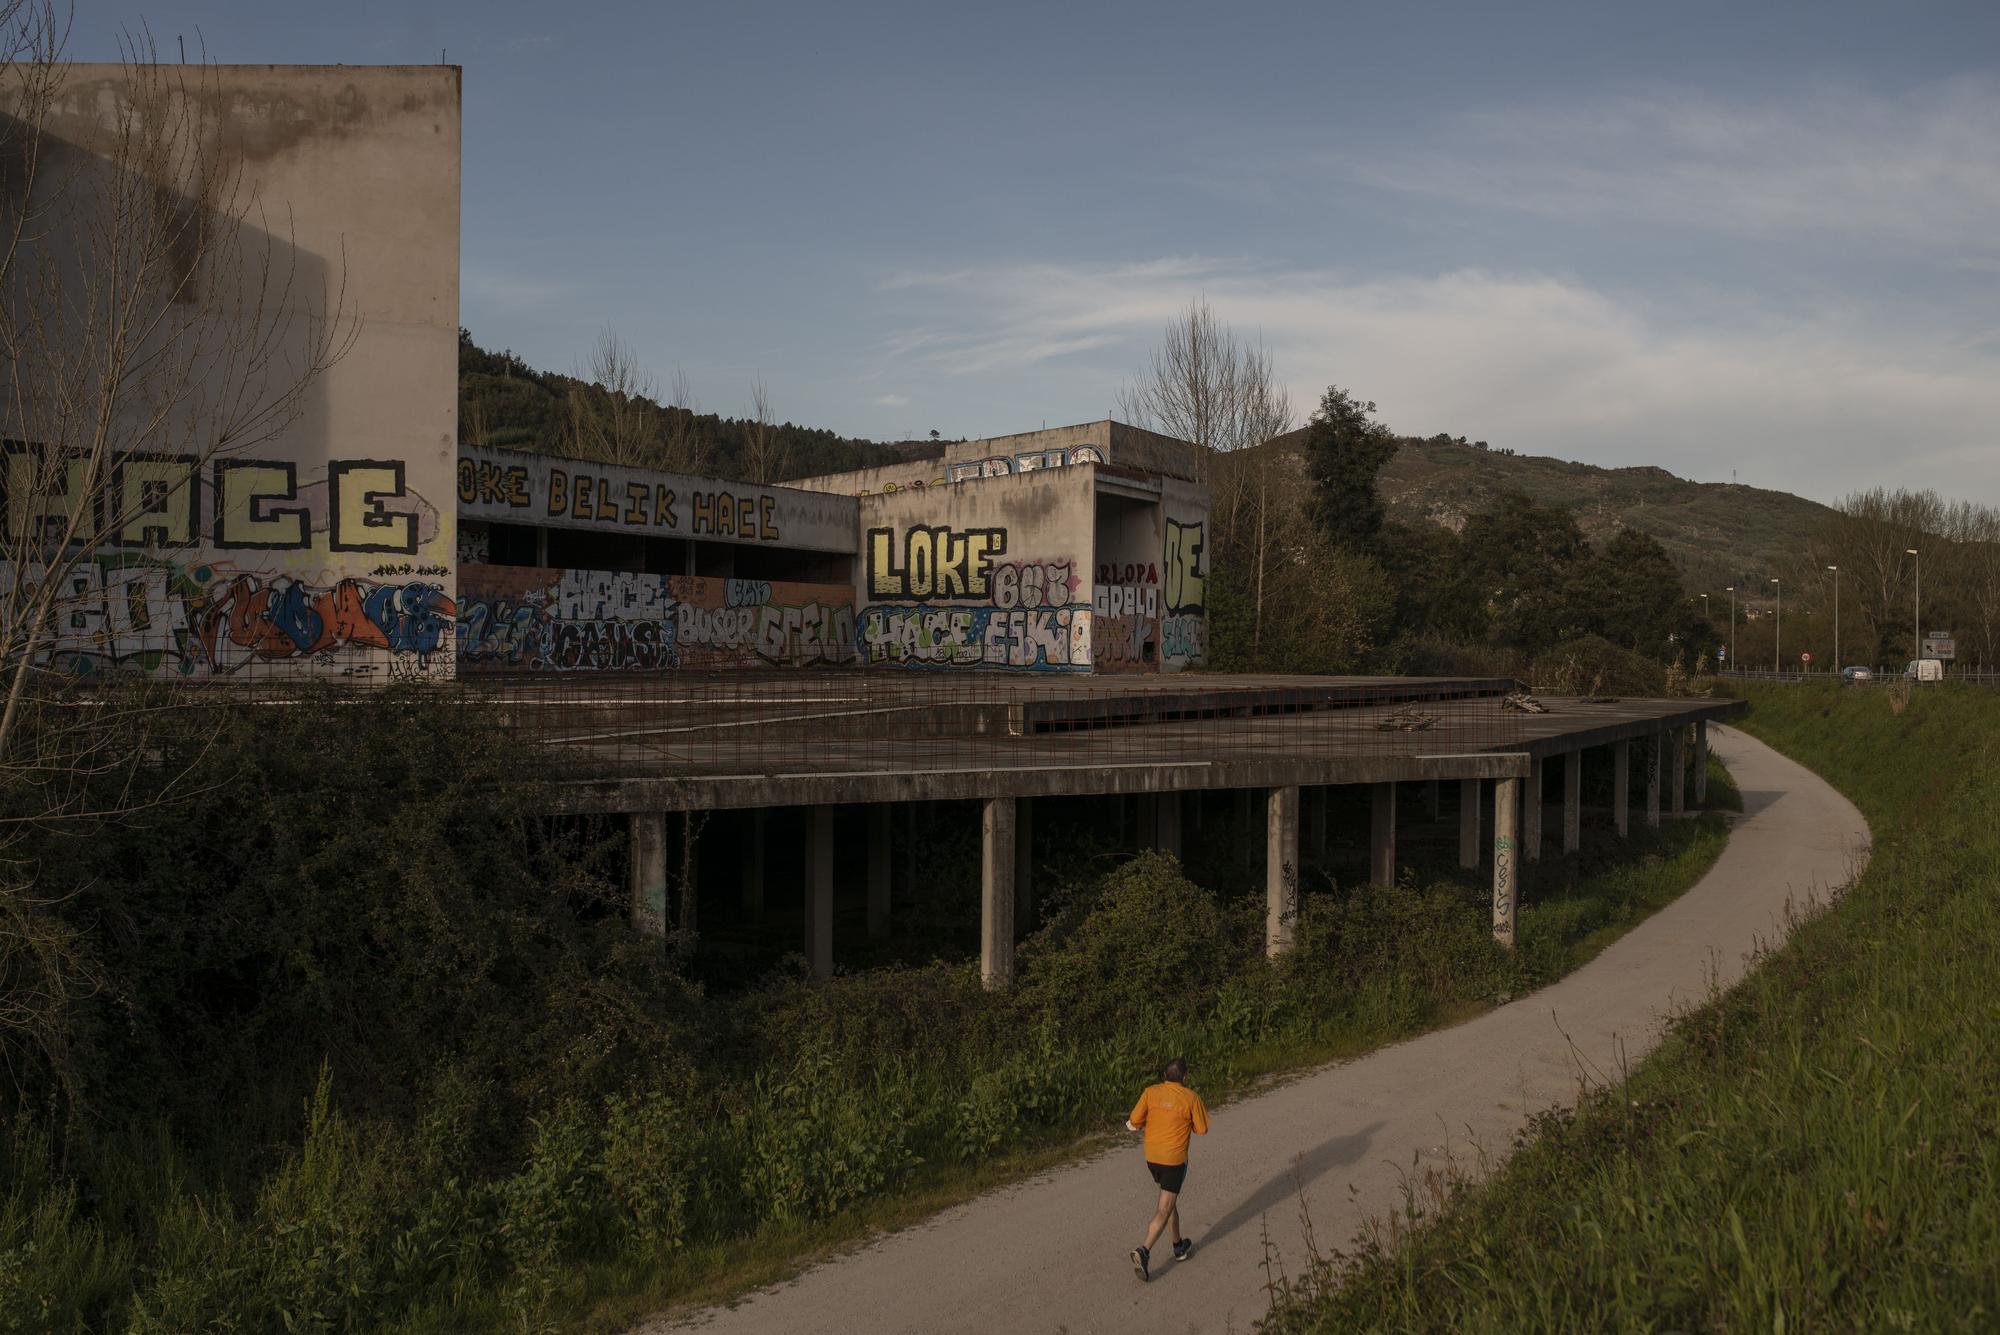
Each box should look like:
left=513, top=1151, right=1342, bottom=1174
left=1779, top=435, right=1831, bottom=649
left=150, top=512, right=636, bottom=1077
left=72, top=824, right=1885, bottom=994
left=1523, top=756, right=1544, bottom=862
left=1613, top=741, right=1630, bottom=838
left=1458, top=777, right=1481, bottom=870
left=741, top=809, right=766, bottom=916
left=867, top=804, right=891, bottom=939
left=1492, top=778, right=1519, bottom=948
left=1563, top=750, right=1582, bottom=855
left=807, top=806, right=833, bottom=979
left=629, top=812, right=668, bottom=935
left=981, top=796, right=1017, bottom=990
left=1646, top=731, right=1662, bottom=830
left=1694, top=719, right=1709, bottom=804
left=1370, top=782, right=1397, bottom=887
left=1671, top=727, right=1687, bottom=816
left=1266, top=785, right=1301, bottom=956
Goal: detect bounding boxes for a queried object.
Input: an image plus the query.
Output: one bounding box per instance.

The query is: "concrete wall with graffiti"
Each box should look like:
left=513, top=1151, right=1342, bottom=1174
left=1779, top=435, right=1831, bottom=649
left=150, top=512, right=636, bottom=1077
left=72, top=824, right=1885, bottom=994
left=1160, top=476, right=1210, bottom=670
left=14, top=66, right=461, bottom=681
left=456, top=564, right=854, bottom=672
left=856, top=468, right=1097, bottom=671
left=458, top=444, right=855, bottom=553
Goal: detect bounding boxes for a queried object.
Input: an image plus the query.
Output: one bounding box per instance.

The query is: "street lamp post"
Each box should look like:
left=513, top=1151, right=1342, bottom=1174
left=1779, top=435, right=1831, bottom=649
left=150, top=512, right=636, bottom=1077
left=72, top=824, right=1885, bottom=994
left=1771, top=577, right=1781, bottom=675
left=1827, top=565, right=1839, bottom=671
left=1908, top=547, right=1921, bottom=665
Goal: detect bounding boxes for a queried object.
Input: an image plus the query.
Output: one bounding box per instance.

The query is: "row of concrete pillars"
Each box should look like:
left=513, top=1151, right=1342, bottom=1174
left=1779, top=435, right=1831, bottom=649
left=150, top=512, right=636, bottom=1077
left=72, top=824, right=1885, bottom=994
left=630, top=720, right=1709, bottom=991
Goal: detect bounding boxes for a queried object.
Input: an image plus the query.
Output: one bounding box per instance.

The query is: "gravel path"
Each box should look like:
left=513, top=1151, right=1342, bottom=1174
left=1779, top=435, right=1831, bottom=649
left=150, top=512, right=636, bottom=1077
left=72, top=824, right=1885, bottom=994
left=648, top=725, right=1869, bottom=1335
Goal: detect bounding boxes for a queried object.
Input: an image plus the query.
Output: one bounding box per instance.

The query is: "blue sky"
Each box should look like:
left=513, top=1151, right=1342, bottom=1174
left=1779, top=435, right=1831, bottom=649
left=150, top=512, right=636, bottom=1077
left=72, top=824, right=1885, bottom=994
left=74, top=1, right=2000, bottom=503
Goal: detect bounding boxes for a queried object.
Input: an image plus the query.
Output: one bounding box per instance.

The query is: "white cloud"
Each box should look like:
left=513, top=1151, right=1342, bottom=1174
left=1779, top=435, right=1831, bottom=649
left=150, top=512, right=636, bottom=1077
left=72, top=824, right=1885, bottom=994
left=1345, top=77, right=2000, bottom=256
left=873, top=392, right=912, bottom=407
left=879, top=257, right=2000, bottom=505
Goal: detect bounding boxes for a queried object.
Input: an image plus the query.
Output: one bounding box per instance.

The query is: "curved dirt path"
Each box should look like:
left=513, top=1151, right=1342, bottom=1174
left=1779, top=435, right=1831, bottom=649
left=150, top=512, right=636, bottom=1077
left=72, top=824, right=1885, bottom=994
left=651, top=726, right=1868, bottom=1335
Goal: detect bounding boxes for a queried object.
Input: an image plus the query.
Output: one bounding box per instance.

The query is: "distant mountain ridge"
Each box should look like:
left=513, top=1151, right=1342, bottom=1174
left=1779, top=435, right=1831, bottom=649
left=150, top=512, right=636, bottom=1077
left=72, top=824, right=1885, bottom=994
left=1271, top=428, right=1831, bottom=595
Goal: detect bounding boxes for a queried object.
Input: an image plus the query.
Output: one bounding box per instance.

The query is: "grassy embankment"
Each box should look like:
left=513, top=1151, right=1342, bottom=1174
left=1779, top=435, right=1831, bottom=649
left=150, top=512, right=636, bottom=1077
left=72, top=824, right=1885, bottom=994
left=1263, top=682, right=2000, bottom=1333
left=0, top=690, right=1736, bottom=1335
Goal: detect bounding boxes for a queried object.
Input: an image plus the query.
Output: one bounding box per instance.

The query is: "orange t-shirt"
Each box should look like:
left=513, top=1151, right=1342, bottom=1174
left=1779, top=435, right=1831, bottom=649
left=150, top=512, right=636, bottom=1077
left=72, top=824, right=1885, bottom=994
left=1128, top=1081, right=1210, bottom=1166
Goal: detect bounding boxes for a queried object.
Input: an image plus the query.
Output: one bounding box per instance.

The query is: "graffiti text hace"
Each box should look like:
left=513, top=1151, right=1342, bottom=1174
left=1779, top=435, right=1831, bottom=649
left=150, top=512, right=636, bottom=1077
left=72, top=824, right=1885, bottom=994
left=867, top=525, right=1008, bottom=599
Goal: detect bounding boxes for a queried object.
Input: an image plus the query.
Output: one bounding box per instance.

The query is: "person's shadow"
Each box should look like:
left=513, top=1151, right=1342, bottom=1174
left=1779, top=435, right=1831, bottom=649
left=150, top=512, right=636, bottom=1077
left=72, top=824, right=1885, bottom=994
left=1196, top=1121, right=1386, bottom=1251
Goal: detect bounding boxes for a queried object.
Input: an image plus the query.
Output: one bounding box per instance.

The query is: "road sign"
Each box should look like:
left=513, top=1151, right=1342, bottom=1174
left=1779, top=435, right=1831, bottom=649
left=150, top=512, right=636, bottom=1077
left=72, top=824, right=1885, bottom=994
left=1922, top=632, right=1955, bottom=660
left=1801, top=651, right=1812, bottom=664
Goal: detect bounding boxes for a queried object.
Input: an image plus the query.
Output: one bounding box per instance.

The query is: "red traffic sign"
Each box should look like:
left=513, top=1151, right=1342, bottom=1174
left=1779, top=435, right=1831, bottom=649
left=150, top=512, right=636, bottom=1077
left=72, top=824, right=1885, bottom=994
left=1800, top=651, right=1812, bottom=663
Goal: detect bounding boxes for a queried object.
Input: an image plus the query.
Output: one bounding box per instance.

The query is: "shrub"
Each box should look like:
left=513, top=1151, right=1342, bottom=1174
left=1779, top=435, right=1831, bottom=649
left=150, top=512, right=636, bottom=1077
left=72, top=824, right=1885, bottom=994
left=1530, top=635, right=1669, bottom=697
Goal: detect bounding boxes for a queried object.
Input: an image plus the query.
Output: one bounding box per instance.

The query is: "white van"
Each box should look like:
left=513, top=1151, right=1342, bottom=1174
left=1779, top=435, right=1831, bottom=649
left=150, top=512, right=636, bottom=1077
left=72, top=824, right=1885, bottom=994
left=1905, top=659, right=1943, bottom=682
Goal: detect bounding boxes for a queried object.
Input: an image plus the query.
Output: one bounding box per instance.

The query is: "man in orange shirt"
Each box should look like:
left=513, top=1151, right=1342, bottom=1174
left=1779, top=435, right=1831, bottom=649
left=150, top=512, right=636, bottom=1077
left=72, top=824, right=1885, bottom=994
left=1125, top=1055, right=1210, bottom=1281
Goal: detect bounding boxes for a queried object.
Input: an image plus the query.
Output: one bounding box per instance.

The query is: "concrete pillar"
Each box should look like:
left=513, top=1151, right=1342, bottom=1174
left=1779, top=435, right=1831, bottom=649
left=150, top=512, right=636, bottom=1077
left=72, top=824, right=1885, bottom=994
left=1646, top=731, right=1662, bottom=830
left=1671, top=727, right=1687, bottom=816
left=1306, top=786, right=1328, bottom=861
left=1523, top=755, right=1544, bottom=862
left=1426, top=778, right=1441, bottom=822
left=1613, top=741, right=1631, bottom=838
left=629, top=812, right=668, bottom=934
left=1458, top=777, right=1481, bottom=870
left=1370, top=782, right=1397, bottom=888
left=981, top=796, right=1017, bottom=990
left=1015, top=796, right=1034, bottom=925
left=1265, top=785, right=1301, bottom=956
left=807, top=806, right=833, bottom=979
left=1153, top=792, right=1182, bottom=859
left=1492, top=778, right=1519, bottom=948
left=867, top=805, right=891, bottom=939
left=741, top=809, right=766, bottom=916
left=1694, top=719, right=1709, bottom=804
left=1562, top=751, right=1582, bottom=855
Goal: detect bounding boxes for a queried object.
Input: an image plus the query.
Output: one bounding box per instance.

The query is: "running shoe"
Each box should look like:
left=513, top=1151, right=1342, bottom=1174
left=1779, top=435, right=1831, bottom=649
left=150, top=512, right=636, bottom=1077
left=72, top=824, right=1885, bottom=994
left=1173, top=1238, right=1194, bottom=1262
left=1131, top=1244, right=1150, bottom=1281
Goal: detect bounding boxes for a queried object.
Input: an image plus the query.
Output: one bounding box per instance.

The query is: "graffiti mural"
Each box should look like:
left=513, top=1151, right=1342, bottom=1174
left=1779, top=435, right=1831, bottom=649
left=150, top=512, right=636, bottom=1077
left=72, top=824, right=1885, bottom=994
left=1092, top=562, right=1162, bottom=673
left=1162, top=516, right=1208, bottom=670
left=455, top=564, right=855, bottom=672
left=17, top=553, right=456, bottom=678
left=860, top=519, right=1091, bottom=670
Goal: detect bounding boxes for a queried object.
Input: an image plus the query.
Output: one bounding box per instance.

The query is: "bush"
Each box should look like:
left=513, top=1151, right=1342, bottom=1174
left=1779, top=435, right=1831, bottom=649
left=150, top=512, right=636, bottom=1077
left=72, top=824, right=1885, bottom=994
left=1529, top=635, right=1670, bottom=697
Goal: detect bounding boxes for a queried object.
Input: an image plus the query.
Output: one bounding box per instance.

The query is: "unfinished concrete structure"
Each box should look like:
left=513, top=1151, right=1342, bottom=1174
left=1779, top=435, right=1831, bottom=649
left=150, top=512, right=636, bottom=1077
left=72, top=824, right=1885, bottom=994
left=513, top=674, right=1741, bottom=987
left=6, top=64, right=461, bottom=680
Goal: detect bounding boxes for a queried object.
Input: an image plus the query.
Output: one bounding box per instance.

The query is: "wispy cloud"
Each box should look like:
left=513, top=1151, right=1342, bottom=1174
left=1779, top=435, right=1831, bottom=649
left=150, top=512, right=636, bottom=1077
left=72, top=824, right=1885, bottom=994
left=878, top=256, right=2000, bottom=503
left=873, top=392, right=912, bottom=407
left=1344, top=77, right=2000, bottom=255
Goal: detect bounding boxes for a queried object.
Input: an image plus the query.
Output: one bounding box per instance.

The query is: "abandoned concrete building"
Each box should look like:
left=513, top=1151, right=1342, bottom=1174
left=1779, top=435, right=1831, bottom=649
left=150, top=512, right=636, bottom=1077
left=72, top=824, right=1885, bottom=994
left=12, top=61, right=1741, bottom=992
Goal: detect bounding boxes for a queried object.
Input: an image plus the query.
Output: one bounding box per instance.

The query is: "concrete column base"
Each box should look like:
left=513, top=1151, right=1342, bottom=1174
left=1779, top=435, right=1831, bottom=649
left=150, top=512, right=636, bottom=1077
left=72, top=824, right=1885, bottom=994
left=981, top=796, right=1017, bottom=990
left=1266, top=786, right=1301, bottom=956
left=1493, top=778, right=1519, bottom=948
left=629, top=812, right=668, bottom=935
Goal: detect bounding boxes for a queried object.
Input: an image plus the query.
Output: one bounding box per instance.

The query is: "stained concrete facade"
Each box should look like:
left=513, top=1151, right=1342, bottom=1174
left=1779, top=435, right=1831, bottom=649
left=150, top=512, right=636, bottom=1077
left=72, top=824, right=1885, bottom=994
left=8, top=64, right=461, bottom=680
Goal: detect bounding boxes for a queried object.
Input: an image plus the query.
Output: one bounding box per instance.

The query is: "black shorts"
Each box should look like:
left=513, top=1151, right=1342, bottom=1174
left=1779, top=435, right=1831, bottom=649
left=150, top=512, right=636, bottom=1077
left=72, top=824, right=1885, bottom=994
left=1147, top=1161, right=1187, bottom=1194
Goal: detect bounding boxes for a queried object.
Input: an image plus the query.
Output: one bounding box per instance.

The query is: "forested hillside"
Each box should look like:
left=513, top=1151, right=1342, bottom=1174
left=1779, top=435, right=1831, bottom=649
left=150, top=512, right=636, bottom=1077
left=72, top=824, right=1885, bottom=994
left=1269, top=428, right=1833, bottom=596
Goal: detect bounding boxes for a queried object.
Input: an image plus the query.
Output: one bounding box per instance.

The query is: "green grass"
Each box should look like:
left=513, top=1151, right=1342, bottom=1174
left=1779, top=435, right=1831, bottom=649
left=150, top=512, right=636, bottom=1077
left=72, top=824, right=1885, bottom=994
left=0, top=764, right=1738, bottom=1334
left=1261, top=682, right=2000, bottom=1333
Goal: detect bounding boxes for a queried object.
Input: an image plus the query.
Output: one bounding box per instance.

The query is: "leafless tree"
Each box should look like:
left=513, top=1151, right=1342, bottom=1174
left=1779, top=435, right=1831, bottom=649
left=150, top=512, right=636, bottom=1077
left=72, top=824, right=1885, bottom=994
left=1119, top=299, right=1297, bottom=655
left=739, top=375, right=789, bottom=484
left=658, top=367, right=710, bottom=475
left=0, top=11, right=354, bottom=1107
left=563, top=328, right=665, bottom=467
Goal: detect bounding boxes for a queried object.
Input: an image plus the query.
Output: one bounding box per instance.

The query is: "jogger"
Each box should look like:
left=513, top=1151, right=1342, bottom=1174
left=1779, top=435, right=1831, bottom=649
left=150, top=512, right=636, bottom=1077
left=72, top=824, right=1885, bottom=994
left=1124, top=1056, right=1210, bottom=1281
